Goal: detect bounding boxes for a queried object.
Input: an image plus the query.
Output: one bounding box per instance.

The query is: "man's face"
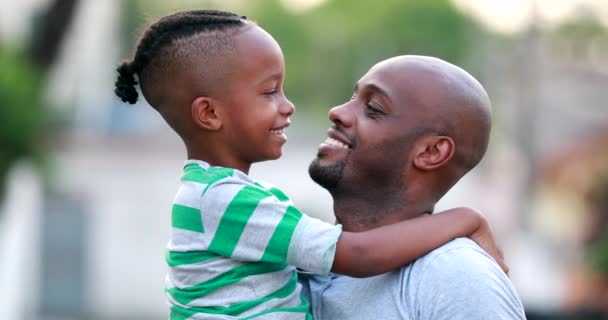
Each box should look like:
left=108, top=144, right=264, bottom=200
left=309, top=59, right=431, bottom=191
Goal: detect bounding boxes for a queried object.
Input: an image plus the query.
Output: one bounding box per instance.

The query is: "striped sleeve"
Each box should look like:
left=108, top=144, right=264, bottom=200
left=287, top=214, right=342, bottom=275
left=201, top=180, right=341, bottom=272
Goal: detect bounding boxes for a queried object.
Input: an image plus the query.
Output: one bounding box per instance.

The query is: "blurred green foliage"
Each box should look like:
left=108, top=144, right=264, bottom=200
left=255, top=0, right=476, bottom=111
left=0, top=49, right=44, bottom=201
left=0, top=0, right=78, bottom=207
left=128, top=0, right=479, bottom=113
left=587, top=232, right=608, bottom=274
left=585, top=175, right=608, bottom=274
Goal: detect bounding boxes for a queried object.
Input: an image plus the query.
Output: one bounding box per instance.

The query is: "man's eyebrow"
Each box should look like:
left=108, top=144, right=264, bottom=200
left=354, top=83, right=392, bottom=103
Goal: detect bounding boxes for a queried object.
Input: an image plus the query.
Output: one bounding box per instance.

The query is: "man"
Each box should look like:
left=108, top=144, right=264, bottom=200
left=301, top=55, right=527, bottom=319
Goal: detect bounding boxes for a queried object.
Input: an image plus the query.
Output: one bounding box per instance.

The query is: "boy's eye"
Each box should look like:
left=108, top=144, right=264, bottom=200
left=264, top=88, right=278, bottom=95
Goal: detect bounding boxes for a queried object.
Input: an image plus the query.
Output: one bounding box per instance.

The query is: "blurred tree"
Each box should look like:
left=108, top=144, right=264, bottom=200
left=253, top=0, right=478, bottom=113
left=554, top=8, right=606, bottom=42
left=122, top=0, right=478, bottom=114
left=0, top=50, right=42, bottom=203
left=28, top=0, right=80, bottom=68
left=550, top=10, right=608, bottom=69
left=585, top=175, right=608, bottom=275
left=575, top=174, right=608, bottom=313
left=0, top=0, right=80, bottom=207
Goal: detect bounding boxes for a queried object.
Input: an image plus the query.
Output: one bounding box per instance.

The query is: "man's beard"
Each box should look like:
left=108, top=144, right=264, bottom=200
left=308, top=157, right=346, bottom=191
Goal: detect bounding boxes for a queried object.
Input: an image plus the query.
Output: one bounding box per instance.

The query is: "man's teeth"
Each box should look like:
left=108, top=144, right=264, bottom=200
left=271, top=128, right=285, bottom=135
left=324, top=137, right=349, bottom=149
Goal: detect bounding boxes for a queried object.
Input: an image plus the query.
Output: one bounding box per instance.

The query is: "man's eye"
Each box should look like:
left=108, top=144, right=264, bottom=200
left=366, top=104, right=380, bottom=112
left=264, top=89, right=278, bottom=95
left=366, top=103, right=384, bottom=118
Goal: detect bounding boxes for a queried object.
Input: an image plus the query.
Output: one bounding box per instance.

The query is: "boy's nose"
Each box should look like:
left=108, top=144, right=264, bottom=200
left=280, top=96, right=295, bottom=116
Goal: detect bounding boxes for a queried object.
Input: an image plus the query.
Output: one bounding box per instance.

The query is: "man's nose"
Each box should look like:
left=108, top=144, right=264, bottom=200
left=328, top=102, right=353, bottom=127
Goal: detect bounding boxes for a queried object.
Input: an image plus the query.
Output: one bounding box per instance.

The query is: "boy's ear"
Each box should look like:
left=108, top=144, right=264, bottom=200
left=412, top=135, right=455, bottom=171
left=191, top=96, right=222, bottom=130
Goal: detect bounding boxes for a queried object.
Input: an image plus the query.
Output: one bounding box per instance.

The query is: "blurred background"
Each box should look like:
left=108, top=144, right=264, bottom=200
left=1, top=0, right=607, bottom=319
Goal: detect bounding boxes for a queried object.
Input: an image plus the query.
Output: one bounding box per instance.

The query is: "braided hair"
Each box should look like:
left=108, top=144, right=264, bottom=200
left=114, top=10, right=247, bottom=105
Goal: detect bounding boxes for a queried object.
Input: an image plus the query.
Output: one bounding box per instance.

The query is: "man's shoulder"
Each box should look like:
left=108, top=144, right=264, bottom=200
left=405, top=237, right=501, bottom=281
left=401, top=238, right=527, bottom=319
left=415, top=237, right=491, bottom=267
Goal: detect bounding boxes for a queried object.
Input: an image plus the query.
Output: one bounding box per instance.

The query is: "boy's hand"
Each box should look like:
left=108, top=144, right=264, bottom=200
left=468, top=209, right=509, bottom=275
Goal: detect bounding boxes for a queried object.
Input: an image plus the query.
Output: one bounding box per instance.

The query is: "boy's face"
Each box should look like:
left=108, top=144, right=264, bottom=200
left=218, top=25, right=294, bottom=169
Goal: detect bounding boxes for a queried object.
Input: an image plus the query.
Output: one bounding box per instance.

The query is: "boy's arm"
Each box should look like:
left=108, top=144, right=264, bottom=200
left=331, top=207, right=508, bottom=277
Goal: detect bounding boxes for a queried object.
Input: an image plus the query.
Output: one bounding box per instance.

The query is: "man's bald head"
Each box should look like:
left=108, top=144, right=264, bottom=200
left=374, top=55, right=492, bottom=174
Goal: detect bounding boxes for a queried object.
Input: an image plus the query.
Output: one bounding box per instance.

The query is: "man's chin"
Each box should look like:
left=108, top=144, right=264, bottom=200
left=308, top=158, right=344, bottom=190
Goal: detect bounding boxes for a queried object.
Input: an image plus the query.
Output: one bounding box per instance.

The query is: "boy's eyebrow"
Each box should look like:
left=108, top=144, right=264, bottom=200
left=259, top=72, right=283, bottom=84
left=354, top=83, right=393, bottom=104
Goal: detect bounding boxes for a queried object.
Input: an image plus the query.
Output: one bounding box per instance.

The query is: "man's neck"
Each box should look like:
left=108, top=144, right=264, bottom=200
left=331, top=190, right=434, bottom=232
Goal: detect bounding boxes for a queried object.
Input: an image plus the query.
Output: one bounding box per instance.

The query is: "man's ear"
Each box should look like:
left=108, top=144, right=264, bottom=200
left=191, top=96, right=222, bottom=130
left=412, top=136, right=455, bottom=171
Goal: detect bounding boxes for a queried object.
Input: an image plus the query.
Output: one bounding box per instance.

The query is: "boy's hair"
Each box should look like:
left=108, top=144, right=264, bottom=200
left=114, top=9, right=248, bottom=107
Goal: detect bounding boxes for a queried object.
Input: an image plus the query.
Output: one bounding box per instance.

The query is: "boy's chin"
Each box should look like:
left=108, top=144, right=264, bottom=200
left=259, top=151, right=282, bottom=162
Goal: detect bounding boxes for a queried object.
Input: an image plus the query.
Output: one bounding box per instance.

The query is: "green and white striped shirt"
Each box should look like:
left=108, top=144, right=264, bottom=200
left=165, top=160, right=342, bottom=320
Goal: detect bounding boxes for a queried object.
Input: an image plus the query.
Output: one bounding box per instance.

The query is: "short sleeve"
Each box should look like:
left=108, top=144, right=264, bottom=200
left=287, top=214, right=342, bottom=275
left=409, top=239, right=526, bottom=320
left=200, top=179, right=341, bottom=273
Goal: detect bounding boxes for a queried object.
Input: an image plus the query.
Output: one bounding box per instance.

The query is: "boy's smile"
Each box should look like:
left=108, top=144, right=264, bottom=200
left=270, top=122, right=290, bottom=140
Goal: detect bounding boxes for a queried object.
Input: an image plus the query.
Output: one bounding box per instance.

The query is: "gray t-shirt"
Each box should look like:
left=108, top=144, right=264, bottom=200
left=299, top=238, right=526, bottom=320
